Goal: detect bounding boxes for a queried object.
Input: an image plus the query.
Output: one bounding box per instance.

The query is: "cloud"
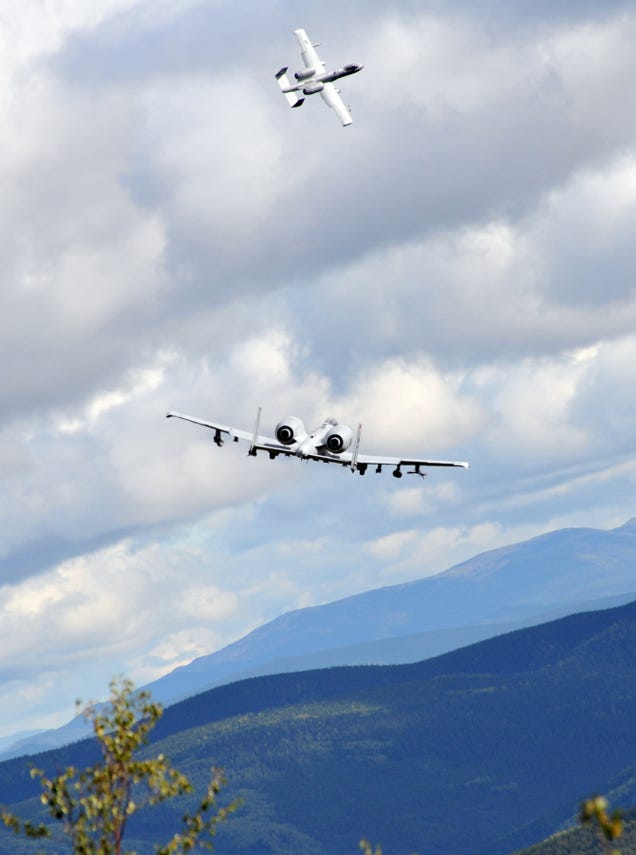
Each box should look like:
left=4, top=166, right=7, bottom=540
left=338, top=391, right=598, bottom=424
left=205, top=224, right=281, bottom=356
left=365, top=529, right=420, bottom=562
left=369, top=522, right=514, bottom=580
left=0, top=0, right=144, bottom=69
left=384, top=483, right=461, bottom=518
left=1, top=0, right=636, bottom=738
left=0, top=532, right=246, bottom=731
left=290, top=151, right=636, bottom=370
left=0, top=69, right=167, bottom=420
left=534, top=155, right=636, bottom=306
left=332, top=356, right=483, bottom=453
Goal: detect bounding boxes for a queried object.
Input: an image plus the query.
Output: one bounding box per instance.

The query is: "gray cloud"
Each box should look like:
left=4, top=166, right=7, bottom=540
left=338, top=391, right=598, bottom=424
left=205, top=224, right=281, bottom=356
left=1, top=0, right=635, bottom=737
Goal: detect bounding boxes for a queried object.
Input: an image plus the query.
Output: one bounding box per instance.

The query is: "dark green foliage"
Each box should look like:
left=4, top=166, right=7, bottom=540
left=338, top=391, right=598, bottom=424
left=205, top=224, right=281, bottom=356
left=3, top=601, right=636, bottom=854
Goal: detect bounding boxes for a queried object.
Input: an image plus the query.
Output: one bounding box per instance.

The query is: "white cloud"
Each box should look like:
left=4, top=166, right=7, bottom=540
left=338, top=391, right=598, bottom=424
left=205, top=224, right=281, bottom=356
left=384, top=483, right=460, bottom=517
left=0, top=0, right=144, bottom=69
left=365, top=529, right=419, bottom=562
left=362, top=13, right=535, bottom=113
left=362, top=11, right=636, bottom=139
left=333, top=356, right=483, bottom=453
left=1, top=1, right=636, bottom=740
left=0, top=67, right=168, bottom=417
left=138, top=72, right=292, bottom=245
left=0, top=533, right=248, bottom=731
left=58, top=357, right=171, bottom=433
left=298, top=148, right=636, bottom=366
left=373, top=521, right=538, bottom=580
left=474, top=355, right=591, bottom=462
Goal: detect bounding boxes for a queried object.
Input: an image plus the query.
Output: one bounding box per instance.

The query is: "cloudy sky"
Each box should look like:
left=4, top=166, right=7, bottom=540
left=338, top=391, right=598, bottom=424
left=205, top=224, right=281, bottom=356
left=1, top=0, right=635, bottom=737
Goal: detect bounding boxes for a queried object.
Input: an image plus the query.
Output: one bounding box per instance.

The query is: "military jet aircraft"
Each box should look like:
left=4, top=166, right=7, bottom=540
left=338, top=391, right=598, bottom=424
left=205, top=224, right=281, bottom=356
left=167, top=408, right=469, bottom=478
left=275, top=28, right=363, bottom=126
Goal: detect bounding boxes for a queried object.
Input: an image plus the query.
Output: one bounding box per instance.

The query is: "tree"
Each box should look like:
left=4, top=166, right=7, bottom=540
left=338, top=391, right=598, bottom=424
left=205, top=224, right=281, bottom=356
left=580, top=795, right=623, bottom=855
left=2, top=677, right=237, bottom=854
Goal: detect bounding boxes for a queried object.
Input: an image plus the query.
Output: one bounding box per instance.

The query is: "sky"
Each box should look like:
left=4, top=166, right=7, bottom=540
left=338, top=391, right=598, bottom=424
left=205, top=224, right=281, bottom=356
left=1, top=0, right=635, bottom=737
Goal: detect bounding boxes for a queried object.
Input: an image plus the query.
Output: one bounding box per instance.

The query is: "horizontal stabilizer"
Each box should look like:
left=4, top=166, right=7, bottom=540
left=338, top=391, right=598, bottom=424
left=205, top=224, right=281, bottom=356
left=275, top=67, right=304, bottom=108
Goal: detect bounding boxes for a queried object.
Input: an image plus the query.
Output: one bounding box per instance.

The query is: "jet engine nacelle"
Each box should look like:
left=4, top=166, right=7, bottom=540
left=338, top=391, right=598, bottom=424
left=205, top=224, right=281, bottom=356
left=324, top=424, right=353, bottom=454
left=295, top=68, right=316, bottom=81
left=303, top=82, right=324, bottom=95
left=275, top=417, right=307, bottom=446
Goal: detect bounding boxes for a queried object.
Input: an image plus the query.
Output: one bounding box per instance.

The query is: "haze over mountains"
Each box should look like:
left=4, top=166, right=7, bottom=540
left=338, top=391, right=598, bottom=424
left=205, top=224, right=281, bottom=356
left=2, top=595, right=636, bottom=854
left=3, top=519, right=636, bottom=760
left=142, top=518, right=636, bottom=696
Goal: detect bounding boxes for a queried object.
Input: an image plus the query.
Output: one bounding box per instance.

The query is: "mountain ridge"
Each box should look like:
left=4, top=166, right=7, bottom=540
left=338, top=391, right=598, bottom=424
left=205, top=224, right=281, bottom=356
left=2, top=597, right=636, bottom=854
left=142, top=518, right=636, bottom=699
left=3, top=518, right=635, bottom=761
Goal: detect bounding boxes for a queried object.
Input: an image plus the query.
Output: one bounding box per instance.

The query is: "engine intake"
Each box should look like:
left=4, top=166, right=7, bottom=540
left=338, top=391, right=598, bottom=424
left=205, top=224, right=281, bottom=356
left=324, top=424, right=353, bottom=454
left=275, top=417, right=306, bottom=446
left=295, top=67, right=316, bottom=81
left=303, top=82, right=324, bottom=95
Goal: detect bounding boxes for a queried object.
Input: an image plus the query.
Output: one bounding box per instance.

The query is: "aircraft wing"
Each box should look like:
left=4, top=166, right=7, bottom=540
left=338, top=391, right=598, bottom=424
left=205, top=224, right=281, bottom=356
left=296, top=448, right=469, bottom=472
left=356, top=453, right=469, bottom=469
left=166, top=411, right=296, bottom=457
left=320, top=82, right=352, bottom=126
left=167, top=411, right=469, bottom=473
left=294, top=28, right=326, bottom=73
left=167, top=411, right=254, bottom=441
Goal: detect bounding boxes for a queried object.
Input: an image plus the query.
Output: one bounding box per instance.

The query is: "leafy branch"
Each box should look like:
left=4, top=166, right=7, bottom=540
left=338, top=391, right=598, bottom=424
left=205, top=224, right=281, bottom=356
left=3, top=677, right=238, bottom=854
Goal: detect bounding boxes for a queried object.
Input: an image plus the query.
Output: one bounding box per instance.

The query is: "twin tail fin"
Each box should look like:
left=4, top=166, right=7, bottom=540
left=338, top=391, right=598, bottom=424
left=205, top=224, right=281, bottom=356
left=275, top=67, right=305, bottom=108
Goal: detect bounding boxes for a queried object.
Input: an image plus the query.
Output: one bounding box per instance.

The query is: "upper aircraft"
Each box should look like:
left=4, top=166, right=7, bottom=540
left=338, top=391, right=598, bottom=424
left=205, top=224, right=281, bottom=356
left=275, top=28, right=363, bottom=127
left=167, top=409, right=469, bottom=478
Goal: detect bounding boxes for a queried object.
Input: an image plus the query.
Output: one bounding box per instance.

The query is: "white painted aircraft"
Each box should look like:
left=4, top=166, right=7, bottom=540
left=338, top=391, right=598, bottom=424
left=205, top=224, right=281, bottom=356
left=167, top=409, right=469, bottom=478
left=275, top=28, right=363, bottom=126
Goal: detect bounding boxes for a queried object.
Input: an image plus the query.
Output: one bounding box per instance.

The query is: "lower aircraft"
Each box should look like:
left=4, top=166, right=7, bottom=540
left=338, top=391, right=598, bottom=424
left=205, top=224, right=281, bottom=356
left=167, top=409, right=469, bottom=478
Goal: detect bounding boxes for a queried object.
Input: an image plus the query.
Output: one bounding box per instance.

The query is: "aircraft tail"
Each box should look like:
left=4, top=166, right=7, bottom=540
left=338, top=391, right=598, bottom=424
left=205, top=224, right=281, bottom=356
left=350, top=423, right=362, bottom=472
left=275, top=67, right=305, bottom=108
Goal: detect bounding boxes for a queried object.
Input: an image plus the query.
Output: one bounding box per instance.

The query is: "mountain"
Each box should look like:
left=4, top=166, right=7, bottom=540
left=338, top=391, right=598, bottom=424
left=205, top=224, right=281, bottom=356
left=509, top=763, right=636, bottom=853
left=143, top=518, right=636, bottom=701
left=1, top=599, right=636, bottom=854
left=3, top=519, right=635, bottom=761
left=512, top=810, right=636, bottom=854
left=0, top=730, right=42, bottom=755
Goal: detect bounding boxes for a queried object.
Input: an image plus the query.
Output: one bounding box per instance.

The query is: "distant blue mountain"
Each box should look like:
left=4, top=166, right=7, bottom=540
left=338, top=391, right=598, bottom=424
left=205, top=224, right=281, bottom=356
left=3, top=596, right=636, bottom=854
left=142, top=518, right=636, bottom=702
left=3, top=518, right=635, bottom=760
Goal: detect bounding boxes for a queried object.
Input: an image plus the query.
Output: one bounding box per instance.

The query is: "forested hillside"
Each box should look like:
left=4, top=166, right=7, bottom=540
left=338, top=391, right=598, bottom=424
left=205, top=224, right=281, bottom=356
left=6, top=520, right=636, bottom=763
left=2, top=600, right=636, bottom=854
left=513, top=813, right=636, bottom=854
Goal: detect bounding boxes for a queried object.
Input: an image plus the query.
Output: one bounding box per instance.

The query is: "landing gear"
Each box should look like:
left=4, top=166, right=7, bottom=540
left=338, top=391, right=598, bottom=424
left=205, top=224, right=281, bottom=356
left=392, top=468, right=403, bottom=479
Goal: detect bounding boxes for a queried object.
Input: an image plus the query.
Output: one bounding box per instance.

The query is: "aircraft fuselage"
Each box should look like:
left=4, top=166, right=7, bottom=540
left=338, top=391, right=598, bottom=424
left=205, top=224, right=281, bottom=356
left=294, top=420, right=337, bottom=458
left=282, top=64, right=363, bottom=94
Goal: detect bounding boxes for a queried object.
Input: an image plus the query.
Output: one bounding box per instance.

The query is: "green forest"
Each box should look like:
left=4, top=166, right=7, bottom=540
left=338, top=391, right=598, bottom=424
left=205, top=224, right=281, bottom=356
left=2, top=600, right=636, bottom=854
